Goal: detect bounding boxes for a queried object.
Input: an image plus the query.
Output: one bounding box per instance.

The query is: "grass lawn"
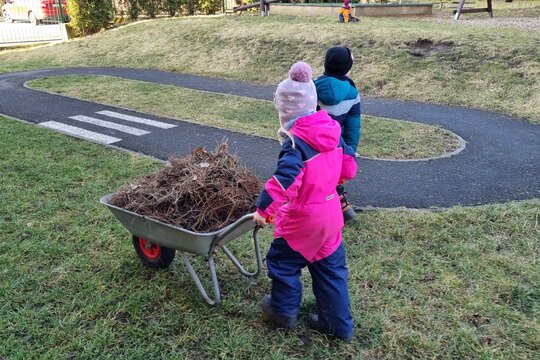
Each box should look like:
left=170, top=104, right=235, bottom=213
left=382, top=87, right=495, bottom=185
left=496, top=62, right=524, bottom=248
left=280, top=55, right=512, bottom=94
left=1, top=13, right=539, bottom=123
left=1, top=116, right=539, bottom=358
left=27, top=75, right=462, bottom=160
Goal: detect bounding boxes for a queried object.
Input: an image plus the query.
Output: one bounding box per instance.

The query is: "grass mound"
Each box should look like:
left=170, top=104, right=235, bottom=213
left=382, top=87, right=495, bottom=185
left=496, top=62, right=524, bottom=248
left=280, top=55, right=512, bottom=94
left=109, top=142, right=262, bottom=232
left=1, top=14, right=538, bottom=122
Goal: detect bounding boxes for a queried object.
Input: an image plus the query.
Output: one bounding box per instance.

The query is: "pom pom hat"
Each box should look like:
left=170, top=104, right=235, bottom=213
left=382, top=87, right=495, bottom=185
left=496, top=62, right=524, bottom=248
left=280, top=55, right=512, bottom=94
left=324, top=46, right=354, bottom=77
left=274, top=62, right=317, bottom=124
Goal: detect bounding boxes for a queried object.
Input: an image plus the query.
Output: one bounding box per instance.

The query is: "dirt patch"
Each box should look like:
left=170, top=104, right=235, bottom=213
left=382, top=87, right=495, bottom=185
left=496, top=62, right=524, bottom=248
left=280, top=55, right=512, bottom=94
left=408, top=38, right=454, bottom=58
left=109, top=142, right=262, bottom=232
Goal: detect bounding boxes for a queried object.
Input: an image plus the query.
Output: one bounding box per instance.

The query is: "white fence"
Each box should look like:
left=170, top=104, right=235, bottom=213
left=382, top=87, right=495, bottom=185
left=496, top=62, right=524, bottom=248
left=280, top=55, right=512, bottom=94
left=0, top=0, right=69, bottom=46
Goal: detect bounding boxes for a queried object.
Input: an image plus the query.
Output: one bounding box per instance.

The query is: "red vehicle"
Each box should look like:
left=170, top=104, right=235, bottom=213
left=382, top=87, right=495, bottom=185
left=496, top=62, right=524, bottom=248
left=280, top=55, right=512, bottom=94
left=2, top=0, right=70, bottom=25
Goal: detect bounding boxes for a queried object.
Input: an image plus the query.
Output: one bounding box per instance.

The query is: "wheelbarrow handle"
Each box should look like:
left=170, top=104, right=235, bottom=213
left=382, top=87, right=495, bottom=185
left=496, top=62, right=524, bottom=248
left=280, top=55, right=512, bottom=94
left=215, top=213, right=256, bottom=244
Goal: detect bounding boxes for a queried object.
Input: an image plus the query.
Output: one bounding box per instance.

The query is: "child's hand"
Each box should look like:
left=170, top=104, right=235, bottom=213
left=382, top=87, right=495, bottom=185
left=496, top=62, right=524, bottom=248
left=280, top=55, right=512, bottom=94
left=252, top=212, right=268, bottom=227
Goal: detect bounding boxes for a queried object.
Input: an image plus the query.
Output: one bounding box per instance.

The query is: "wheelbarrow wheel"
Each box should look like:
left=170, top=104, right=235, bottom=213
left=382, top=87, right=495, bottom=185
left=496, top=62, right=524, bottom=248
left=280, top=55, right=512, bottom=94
left=132, top=235, right=175, bottom=269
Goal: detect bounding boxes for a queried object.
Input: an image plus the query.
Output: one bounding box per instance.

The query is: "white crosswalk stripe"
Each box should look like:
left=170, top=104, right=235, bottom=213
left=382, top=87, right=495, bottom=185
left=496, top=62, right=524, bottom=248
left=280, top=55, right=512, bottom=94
left=69, top=115, right=150, bottom=136
left=96, top=110, right=177, bottom=129
left=39, top=110, right=178, bottom=144
left=39, top=121, right=122, bottom=144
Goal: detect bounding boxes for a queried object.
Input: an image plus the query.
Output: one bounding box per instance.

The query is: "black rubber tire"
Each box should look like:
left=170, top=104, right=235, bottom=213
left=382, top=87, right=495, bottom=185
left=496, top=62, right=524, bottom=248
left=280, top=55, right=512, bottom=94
left=132, top=235, right=175, bottom=269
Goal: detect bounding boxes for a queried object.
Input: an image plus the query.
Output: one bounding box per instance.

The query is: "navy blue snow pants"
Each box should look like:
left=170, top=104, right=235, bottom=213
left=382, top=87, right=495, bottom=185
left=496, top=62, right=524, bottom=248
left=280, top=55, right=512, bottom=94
left=266, top=238, right=354, bottom=338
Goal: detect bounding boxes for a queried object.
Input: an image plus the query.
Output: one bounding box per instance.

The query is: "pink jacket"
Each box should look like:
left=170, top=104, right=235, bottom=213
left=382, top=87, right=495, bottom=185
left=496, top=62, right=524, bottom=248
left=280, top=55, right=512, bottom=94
left=256, top=110, right=358, bottom=262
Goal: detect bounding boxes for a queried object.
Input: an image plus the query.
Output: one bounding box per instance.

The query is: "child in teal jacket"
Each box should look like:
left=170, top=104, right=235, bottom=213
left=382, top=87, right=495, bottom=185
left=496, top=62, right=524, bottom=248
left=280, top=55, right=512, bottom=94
left=314, top=46, right=361, bottom=221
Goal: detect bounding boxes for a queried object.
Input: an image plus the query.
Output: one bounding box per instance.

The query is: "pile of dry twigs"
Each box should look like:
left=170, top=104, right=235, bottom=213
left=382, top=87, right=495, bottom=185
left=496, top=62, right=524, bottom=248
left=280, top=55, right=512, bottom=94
left=109, top=142, right=262, bottom=232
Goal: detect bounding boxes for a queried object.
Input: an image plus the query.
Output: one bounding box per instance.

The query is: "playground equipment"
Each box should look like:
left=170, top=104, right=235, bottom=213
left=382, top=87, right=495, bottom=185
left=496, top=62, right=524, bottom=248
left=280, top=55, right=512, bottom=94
left=453, top=0, right=502, bottom=20
left=233, top=0, right=516, bottom=19
left=233, top=0, right=282, bottom=16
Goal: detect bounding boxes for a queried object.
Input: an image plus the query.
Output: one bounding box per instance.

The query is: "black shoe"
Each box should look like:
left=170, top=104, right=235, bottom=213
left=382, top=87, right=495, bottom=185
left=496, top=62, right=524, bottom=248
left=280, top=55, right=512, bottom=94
left=309, top=314, right=353, bottom=341
left=340, top=194, right=357, bottom=222
left=261, top=295, right=297, bottom=329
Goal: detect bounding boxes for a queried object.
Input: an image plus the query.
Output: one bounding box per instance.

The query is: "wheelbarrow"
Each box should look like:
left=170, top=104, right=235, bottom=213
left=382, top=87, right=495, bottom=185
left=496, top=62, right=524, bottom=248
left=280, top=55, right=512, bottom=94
left=100, top=194, right=263, bottom=306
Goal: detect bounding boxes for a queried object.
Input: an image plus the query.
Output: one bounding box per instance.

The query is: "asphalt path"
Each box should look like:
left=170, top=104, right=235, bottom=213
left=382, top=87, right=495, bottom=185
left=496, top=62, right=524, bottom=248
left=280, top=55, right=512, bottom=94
left=1, top=67, right=539, bottom=209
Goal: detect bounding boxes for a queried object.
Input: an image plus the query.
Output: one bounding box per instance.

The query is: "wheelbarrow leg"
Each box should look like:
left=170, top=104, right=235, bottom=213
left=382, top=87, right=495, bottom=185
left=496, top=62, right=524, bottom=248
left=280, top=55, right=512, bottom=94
left=178, top=224, right=263, bottom=306
left=178, top=251, right=221, bottom=306
left=220, top=227, right=263, bottom=277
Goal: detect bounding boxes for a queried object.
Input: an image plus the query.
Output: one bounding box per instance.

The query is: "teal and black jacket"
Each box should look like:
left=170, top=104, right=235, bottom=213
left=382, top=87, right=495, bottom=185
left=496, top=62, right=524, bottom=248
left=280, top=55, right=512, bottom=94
left=314, top=75, right=361, bottom=152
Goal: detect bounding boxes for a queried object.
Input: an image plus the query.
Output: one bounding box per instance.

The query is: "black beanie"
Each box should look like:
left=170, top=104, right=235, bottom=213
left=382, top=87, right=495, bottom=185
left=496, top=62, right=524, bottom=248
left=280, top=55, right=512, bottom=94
left=324, top=47, right=353, bottom=77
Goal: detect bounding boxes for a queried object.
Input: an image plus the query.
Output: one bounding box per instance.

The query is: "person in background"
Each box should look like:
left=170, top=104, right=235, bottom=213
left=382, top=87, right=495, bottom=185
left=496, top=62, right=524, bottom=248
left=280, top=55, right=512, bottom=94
left=339, top=0, right=360, bottom=23
left=253, top=61, right=358, bottom=341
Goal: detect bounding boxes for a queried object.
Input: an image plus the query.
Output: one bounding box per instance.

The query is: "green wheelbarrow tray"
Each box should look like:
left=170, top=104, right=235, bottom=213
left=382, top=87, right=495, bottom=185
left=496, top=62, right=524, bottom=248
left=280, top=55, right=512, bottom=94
left=100, top=194, right=263, bottom=306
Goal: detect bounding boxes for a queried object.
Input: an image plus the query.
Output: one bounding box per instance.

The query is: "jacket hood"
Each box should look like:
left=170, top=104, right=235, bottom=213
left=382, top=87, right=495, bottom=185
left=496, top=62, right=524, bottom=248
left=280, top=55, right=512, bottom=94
left=315, top=75, right=354, bottom=106
left=290, top=110, right=340, bottom=153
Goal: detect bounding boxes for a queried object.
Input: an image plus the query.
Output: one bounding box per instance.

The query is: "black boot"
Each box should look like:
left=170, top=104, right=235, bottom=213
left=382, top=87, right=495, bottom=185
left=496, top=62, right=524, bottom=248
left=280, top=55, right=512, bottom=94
left=261, top=295, right=297, bottom=329
left=340, top=193, right=357, bottom=222
left=337, top=185, right=357, bottom=222
left=309, top=314, right=353, bottom=341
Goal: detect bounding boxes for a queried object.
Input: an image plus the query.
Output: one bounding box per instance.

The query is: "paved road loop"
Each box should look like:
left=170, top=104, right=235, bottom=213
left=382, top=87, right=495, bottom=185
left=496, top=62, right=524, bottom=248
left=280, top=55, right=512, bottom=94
left=1, top=67, right=539, bottom=208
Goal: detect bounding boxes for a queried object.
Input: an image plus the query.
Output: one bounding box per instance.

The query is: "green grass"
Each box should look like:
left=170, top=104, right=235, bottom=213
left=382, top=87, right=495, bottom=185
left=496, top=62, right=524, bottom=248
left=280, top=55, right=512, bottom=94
left=1, top=14, right=539, bottom=122
left=1, top=115, right=539, bottom=359
left=28, top=75, right=462, bottom=160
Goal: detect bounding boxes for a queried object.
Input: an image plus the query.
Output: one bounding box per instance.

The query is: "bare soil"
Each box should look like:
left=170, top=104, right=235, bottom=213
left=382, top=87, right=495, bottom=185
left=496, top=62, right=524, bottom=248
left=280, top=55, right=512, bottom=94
left=407, top=38, right=454, bottom=57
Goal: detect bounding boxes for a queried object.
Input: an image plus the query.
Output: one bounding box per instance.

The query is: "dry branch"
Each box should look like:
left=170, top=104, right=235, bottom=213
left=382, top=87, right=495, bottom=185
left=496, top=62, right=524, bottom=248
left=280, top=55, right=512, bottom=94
left=109, top=142, right=262, bottom=232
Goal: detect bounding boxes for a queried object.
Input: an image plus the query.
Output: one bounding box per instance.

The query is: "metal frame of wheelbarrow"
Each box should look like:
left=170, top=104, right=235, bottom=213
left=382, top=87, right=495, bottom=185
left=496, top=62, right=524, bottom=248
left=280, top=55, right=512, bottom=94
left=100, top=194, right=263, bottom=306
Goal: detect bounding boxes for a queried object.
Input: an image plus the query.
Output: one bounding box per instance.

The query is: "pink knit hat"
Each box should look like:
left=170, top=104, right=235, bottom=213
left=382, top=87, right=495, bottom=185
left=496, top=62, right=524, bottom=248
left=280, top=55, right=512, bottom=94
left=274, top=62, right=317, bottom=124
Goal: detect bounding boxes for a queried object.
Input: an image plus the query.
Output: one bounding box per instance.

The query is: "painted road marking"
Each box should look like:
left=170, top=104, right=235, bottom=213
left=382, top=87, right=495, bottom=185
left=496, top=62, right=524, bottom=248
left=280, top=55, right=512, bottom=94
left=69, top=115, right=150, bottom=136
left=96, top=110, right=177, bottom=129
left=39, top=121, right=122, bottom=144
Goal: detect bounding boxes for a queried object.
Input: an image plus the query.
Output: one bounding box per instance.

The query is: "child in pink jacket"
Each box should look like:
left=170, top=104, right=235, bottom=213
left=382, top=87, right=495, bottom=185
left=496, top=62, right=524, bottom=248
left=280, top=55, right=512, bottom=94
left=253, top=62, right=358, bottom=341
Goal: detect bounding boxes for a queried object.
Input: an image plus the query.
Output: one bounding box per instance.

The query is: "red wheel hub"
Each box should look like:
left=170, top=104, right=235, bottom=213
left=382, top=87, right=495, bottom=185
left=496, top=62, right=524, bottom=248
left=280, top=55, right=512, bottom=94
left=139, top=238, right=161, bottom=260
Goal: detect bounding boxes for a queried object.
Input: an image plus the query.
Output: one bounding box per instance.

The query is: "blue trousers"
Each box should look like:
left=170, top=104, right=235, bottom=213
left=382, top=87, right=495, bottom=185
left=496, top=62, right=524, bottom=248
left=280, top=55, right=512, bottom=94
left=266, top=238, right=353, bottom=338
